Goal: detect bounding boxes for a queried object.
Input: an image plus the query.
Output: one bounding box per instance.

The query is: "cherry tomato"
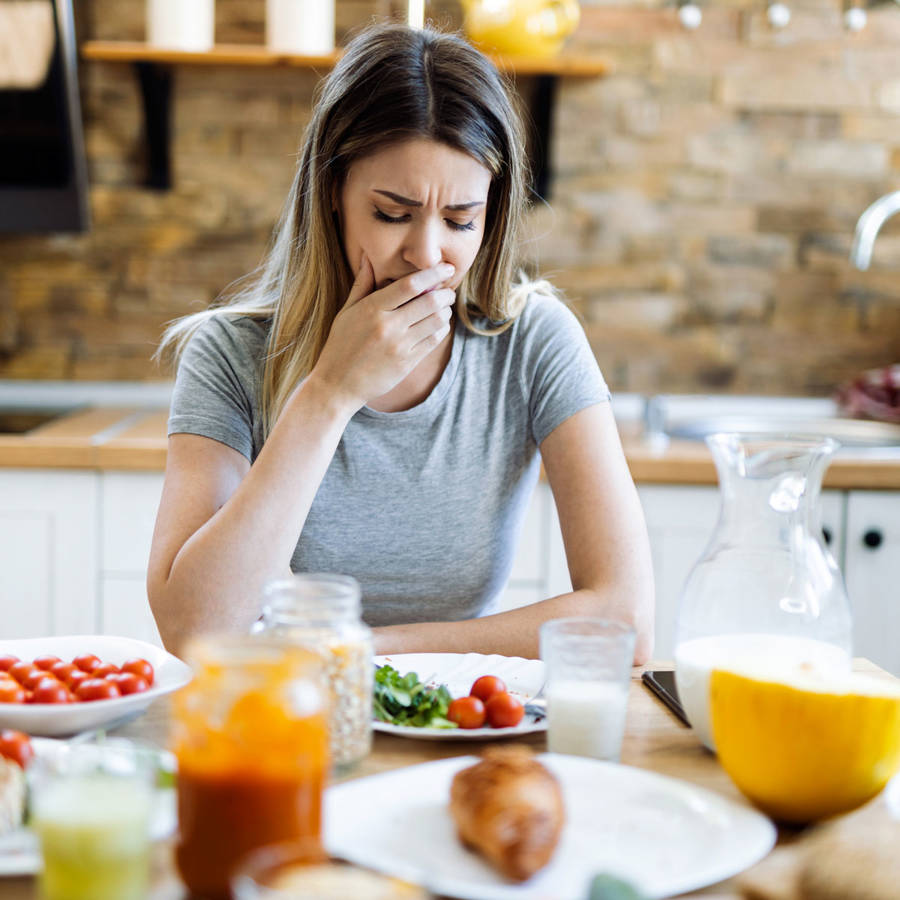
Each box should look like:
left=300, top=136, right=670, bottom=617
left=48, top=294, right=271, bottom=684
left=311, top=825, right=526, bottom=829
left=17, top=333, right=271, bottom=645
left=0, top=680, right=26, bottom=704
left=50, top=661, right=78, bottom=684
left=0, top=655, right=20, bottom=672
left=485, top=692, right=525, bottom=729
left=448, top=696, right=487, bottom=729
left=470, top=675, right=507, bottom=704
left=0, top=730, right=34, bottom=768
left=33, top=655, right=63, bottom=671
left=115, top=673, right=150, bottom=695
left=73, top=654, right=101, bottom=673
left=8, top=661, right=36, bottom=684
left=91, top=662, right=119, bottom=679
left=121, top=658, right=154, bottom=685
left=67, top=670, right=89, bottom=692
left=75, top=678, right=121, bottom=702
left=31, top=680, right=70, bottom=705
left=24, top=670, right=56, bottom=692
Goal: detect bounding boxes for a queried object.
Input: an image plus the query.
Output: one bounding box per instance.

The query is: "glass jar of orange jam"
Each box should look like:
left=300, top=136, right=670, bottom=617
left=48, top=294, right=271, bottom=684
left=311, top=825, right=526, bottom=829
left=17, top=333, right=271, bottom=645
left=172, top=634, right=328, bottom=900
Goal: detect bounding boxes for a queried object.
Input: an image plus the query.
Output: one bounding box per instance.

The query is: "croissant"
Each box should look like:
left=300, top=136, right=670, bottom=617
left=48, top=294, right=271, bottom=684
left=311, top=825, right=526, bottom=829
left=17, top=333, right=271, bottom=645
left=449, top=746, right=565, bottom=881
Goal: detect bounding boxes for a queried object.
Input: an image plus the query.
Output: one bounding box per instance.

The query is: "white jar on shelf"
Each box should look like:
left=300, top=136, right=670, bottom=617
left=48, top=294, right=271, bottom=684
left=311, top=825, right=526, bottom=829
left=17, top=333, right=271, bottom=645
left=266, top=0, right=335, bottom=55
left=146, top=0, right=215, bottom=51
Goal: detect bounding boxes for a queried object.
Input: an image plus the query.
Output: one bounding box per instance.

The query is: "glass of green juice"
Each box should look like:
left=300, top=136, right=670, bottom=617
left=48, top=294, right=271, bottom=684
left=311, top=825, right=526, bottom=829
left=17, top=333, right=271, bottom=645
left=29, top=739, right=155, bottom=900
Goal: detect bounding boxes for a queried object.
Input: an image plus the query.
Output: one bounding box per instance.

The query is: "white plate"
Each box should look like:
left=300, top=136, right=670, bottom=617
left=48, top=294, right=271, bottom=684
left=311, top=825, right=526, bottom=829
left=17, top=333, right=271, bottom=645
left=373, top=653, right=546, bottom=740
left=326, top=753, right=776, bottom=899
left=0, top=636, right=192, bottom=737
left=0, top=738, right=177, bottom=877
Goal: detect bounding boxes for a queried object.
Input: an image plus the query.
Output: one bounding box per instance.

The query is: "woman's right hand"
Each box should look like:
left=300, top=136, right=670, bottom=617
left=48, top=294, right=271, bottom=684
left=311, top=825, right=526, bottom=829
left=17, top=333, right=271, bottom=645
left=309, top=254, right=457, bottom=411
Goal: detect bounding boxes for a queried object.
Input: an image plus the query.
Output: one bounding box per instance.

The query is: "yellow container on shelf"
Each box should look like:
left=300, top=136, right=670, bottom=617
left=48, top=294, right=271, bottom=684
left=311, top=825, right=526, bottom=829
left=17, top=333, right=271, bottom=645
left=461, top=0, right=581, bottom=58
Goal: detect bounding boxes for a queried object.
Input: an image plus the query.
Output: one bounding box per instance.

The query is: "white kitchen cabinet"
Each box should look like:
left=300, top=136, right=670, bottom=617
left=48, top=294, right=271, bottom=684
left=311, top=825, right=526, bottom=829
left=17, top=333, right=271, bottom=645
left=101, top=576, right=163, bottom=646
left=0, top=469, right=99, bottom=637
left=99, top=472, right=165, bottom=646
left=845, top=491, right=900, bottom=676
left=637, top=486, right=722, bottom=658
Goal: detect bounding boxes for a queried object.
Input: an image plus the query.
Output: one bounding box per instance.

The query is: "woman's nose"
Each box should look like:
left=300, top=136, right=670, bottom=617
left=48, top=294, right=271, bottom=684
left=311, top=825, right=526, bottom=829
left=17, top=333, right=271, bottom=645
left=403, top=220, right=443, bottom=271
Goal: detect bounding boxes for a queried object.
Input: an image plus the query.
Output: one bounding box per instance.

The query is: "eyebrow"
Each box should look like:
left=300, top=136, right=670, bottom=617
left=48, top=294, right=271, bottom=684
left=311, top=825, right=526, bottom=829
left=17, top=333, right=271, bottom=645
left=373, top=189, right=485, bottom=212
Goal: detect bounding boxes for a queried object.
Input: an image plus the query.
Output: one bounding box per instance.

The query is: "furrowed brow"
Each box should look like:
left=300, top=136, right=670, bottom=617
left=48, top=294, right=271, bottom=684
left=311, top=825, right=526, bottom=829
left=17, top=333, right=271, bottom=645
left=373, top=190, right=485, bottom=212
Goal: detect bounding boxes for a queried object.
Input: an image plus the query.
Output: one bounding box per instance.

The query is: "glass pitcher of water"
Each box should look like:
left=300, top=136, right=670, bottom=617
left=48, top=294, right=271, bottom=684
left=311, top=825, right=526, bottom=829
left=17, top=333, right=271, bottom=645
left=674, top=433, right=853, bottom=750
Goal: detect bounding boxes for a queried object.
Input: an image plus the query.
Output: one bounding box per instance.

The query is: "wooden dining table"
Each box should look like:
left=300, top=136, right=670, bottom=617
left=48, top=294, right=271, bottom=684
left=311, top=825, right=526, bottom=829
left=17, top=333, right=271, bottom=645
left=6, top=661, right=894, bottom=900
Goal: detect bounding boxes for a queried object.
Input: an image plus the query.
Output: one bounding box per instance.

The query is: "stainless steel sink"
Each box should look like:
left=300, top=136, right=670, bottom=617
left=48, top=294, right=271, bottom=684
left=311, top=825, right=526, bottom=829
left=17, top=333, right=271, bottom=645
left=664, top=414, right=900, bottom=449
left=0, top=407, right=80, bottom=434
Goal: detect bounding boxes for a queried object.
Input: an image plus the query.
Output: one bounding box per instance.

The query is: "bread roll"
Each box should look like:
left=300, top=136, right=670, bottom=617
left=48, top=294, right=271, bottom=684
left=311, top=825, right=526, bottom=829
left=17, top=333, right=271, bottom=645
left=449, top=746, right=564, bottom=881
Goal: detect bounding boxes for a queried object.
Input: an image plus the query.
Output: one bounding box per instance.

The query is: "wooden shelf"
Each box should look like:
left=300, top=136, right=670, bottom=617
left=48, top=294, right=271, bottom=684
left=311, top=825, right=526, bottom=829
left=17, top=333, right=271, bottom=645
left=78, top=40, right=608, bottom=196
left=80, top=40, right=609, bottom=77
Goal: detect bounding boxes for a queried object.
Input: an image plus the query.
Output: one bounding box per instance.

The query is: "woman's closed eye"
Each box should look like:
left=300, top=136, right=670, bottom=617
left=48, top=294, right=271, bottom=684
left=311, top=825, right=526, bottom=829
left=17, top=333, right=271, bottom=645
left=373, top=208, right=477, bottom=232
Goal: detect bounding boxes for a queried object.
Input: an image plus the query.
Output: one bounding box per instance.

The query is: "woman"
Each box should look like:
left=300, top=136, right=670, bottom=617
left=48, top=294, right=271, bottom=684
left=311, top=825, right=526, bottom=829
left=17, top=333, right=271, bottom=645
left=148, top=23, right=654, bottom=662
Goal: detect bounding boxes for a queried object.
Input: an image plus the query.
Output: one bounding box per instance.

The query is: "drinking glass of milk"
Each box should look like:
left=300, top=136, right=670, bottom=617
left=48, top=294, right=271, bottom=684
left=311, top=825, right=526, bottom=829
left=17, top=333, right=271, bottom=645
left=540, top=618, right=636, bottom=761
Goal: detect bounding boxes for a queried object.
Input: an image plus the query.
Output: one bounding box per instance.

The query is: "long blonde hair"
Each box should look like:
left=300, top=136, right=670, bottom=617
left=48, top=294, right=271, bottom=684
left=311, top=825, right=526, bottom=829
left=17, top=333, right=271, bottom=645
left=158, top=24, right=536, bottom=436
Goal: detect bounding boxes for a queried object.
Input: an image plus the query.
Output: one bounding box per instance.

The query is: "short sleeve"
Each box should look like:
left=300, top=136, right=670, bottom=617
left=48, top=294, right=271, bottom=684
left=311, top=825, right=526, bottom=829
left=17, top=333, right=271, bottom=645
left=167, top=315, right=266, bottom=461
left=518, top=294, right=610, bottom=446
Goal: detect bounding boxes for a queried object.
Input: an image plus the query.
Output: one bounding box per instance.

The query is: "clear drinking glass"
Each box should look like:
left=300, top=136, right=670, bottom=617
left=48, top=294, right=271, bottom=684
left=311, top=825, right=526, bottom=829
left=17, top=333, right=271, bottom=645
left=29, top=739, right=155, bottom=900
left=674, top=434, right=854, bottom=751
left=539, top=617, right=636, bottom=762
left=260, top=573, right=373, bottom=770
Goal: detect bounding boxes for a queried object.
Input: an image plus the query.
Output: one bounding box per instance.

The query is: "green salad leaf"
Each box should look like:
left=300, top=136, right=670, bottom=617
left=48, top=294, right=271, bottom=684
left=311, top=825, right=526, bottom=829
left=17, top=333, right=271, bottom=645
left=373, top=664, right=457, bottom=729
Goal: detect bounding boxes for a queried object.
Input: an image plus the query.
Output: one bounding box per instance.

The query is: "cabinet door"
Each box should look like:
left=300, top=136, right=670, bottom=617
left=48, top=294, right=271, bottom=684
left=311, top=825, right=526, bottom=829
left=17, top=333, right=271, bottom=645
left=845, top=491, right=900, bottom=676
left=100, top=472, right=165, bottom=642
left=101, top=576, right=163, bottom=647
left=0, top=470, right=98, bottom=637
left=637, top=486, right=721, bottom=659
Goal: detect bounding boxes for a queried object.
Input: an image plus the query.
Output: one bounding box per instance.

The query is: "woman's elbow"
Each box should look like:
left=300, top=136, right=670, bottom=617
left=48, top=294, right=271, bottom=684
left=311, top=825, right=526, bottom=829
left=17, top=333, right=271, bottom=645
left=147, top=573, right=184, bottom=658
left=631, top=578, right=655, bottom=666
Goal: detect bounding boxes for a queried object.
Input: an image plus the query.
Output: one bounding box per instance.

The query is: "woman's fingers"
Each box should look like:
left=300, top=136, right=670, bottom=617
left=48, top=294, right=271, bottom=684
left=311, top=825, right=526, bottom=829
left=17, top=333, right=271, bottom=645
left=397, top=288, right=456, bottom=328
left=344, top=253, right=375, bottom=307
left=376, top=262, right=455, bottom=311
left=405, top=304, right=453, bottom=349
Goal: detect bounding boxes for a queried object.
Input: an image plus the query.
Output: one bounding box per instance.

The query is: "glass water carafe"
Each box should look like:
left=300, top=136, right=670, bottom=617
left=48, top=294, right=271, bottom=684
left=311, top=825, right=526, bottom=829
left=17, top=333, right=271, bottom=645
left=674, top=433, right=853, bottom=750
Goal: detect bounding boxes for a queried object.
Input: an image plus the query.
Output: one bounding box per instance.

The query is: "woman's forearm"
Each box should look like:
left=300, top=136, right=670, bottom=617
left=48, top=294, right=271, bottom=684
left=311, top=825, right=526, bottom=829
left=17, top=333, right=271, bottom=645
left=373, top=580, right=655, bottom=664
left=150, top=375, right=357, bottom=653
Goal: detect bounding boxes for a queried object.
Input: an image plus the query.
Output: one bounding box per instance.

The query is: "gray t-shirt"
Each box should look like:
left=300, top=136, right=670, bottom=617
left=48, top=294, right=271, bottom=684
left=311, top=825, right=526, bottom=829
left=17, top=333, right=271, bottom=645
left=168, top=293, right=609, bottom=626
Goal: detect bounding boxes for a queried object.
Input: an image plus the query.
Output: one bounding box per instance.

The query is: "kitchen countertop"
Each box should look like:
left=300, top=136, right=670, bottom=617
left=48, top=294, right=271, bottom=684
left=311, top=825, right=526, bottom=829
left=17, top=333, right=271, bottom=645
left=5, top=659, right=895, bottom=899
left=1, top=405, right=899, bottom=489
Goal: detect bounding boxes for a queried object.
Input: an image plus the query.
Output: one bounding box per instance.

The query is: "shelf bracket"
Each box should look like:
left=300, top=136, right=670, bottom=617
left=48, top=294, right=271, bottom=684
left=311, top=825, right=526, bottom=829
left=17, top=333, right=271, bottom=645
left=523, top=74, right=558, bottom=202
left=134, top=62, right=173, bottom=190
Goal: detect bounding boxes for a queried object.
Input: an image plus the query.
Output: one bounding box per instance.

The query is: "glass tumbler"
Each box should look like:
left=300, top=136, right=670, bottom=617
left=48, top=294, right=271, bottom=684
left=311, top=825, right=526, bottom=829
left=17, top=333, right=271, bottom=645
left=172, top=634, right=328, bottom=900
left=29, top=739, right=155, bottom=900
left=540, top=617, right=636, bottom=762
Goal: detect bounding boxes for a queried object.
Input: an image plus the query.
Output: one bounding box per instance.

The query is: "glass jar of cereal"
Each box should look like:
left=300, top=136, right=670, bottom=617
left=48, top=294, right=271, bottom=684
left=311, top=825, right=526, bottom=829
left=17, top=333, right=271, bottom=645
left=260, top=574, right=373, bottom=770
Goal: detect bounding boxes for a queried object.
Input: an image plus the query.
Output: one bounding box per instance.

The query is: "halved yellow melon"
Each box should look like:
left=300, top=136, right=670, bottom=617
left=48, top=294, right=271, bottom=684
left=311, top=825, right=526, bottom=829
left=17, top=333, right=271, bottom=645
left=710, top=666, right=900, bottom=824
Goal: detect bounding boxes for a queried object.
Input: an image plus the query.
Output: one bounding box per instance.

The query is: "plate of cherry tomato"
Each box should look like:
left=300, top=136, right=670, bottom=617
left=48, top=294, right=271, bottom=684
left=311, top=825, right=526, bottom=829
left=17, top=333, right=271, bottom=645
left=0, top=636, right=192, bottom=737
left=373, top=653, right=546, bottom=741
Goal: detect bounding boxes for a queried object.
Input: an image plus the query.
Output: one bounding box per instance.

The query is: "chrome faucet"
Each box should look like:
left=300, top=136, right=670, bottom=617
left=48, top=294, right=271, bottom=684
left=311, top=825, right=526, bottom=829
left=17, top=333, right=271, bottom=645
left=851, top=190, right=900, bottom=270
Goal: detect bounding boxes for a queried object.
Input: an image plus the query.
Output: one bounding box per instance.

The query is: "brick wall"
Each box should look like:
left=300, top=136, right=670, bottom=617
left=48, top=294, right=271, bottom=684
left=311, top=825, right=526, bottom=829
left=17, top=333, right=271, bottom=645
left=1, top=0, right=898, bottom=394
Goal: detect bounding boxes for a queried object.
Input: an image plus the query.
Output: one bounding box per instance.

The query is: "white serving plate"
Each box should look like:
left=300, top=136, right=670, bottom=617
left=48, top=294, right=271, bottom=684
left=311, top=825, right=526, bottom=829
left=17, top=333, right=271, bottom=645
left=0, top=636, right=192, bottom=737
left=326, top=753, right=776, bottom=899
left=0, top=738, right=177, bottom=877
left=373, top=653, right=545, bottom=740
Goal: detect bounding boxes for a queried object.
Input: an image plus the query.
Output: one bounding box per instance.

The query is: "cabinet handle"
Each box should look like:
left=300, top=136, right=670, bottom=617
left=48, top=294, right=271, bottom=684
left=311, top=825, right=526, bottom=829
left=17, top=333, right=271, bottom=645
left=822, top=526, right=833, bottom=546
left=863, top=529, right=883, bottom=549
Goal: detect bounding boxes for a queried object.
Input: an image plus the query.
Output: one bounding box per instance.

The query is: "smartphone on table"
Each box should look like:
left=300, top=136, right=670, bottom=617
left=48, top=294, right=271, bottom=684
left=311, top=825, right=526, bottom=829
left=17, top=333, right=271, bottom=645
left=641, top=669, right=690, bottom=726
